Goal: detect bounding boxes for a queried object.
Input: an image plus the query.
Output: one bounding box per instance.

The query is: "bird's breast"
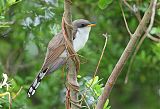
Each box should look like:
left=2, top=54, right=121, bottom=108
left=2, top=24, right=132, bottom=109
left=60, top=27, right=91, bottom=57
left=73, top=27, right=91, bottom=52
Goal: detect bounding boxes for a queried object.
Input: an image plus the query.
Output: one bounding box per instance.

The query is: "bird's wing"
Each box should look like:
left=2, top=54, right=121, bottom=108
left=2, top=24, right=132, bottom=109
left=28, top=32, right=66, bottom=97
left=28, top=30, right=78, bottom=97
left=41, top=31, right=66, bottom=71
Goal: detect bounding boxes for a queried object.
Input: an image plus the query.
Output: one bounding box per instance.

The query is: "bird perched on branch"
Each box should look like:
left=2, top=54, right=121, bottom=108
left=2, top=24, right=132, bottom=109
left=27, top=19, right=96, bottom=97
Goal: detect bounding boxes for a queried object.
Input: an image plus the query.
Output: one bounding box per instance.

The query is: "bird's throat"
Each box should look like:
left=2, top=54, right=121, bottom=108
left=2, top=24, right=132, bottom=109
left=73, top=27, right=91, bottom=52
left=60, top=27, right=91, bottom=57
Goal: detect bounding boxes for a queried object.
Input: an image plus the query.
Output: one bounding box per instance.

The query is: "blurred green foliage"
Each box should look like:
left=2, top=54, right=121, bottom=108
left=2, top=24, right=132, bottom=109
left=98, top=0, right=113, bottom=9
left=0, top=0, right=160, bottom=109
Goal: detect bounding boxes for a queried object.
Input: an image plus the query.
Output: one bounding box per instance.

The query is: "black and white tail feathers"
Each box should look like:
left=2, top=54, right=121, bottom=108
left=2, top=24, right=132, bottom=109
left=27, top=68, right=49, bottom=97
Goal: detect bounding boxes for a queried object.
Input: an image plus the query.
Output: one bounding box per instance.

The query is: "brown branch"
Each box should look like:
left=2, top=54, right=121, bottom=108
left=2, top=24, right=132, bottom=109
left=122, top=0, right=141, bottom=22
left=122, top=0, right=133, bottom=11
left=147, top=34, right=160, bottom=42
left=93, top=33, right=108, bottom=78
left=125, top=0, right=157, bottom=84
left=95, top=0, right=155, bottom=108
left=120, top=2, right=132, bottom=37
left=122, top=0, right=160, bottom=43
left=63, top=0, right=80, bottom=109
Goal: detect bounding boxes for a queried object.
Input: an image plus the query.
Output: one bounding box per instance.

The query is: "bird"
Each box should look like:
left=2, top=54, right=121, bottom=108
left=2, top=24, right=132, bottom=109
left=27, top=19, right=96, bottom=97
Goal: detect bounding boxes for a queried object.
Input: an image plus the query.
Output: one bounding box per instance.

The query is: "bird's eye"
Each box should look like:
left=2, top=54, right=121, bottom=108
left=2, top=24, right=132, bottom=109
left=81, top=24, right=85, bottom=27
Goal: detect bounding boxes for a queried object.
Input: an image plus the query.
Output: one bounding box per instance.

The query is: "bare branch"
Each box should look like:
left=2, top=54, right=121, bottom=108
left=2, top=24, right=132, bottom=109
left=95, top=0, right=155, bottom=108
left=125, top=0, right=158, bottom=83
left=94, top=33, right=108, bottom=77
left=122, top=0, right=159, bottom=43
left=147, top=34, right=160, bottom=42
left=146, top=0, right=157, bottom=35
left=122, top=0, right=141, bottom=22
left=146, top=0, right=159, bottom=42
left=63, top=0, right=80, bottom=109
left=120, top=2, right=133, bottom=37
left=123, top=0, right=133, bottom=11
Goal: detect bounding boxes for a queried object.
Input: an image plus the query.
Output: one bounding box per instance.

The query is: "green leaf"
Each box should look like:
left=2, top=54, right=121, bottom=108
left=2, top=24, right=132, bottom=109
left=98, top=0, right=113, bottom=9
left=7, top=0, right=16, bottom=6
left=103, top=99, right=110, bottom=109
left=77, top=75, right=82, bottom=78
left=86, top=76, right=99, bottom=87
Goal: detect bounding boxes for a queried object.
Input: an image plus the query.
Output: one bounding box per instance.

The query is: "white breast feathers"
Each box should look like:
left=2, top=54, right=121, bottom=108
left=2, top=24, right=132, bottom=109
left=60, top=26, right=91, bottom=57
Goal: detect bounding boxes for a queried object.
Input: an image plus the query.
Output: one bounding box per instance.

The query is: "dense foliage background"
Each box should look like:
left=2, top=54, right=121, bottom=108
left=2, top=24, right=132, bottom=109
left=0, top=0, right=160, bottom=109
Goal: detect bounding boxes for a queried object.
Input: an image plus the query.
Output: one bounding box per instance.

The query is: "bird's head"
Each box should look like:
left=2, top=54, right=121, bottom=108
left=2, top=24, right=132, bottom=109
left=73, top=19, right=96, bottom=33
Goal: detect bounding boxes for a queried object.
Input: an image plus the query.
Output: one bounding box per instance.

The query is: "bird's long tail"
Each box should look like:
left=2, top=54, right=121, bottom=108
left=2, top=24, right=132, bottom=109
left=27, top=68, right=49, bottom=97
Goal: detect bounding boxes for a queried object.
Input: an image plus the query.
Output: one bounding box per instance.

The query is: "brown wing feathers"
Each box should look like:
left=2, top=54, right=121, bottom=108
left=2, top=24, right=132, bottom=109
left=28, top=32, right=66, bottom=97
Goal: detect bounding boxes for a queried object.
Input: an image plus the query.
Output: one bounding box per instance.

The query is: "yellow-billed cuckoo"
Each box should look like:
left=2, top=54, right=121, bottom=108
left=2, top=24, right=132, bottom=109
left=27, top=19, right=96, bottom=97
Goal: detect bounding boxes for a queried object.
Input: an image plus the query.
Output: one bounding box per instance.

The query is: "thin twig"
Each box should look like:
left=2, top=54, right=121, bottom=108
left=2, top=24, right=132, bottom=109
left=81, top=94, right=91, bottom=109
left=88, top=33, right=108, bottom=87
left=147, top=34, right=160, bottom=42
left=122, top=0, right=141, bottom=22
left=94, top=33, right=108, bottom=77
left=12, top=87, right=23, bottom=99
left=123, top=0, right=133, bottom=11
left=120, top=2, right=133, bottom=37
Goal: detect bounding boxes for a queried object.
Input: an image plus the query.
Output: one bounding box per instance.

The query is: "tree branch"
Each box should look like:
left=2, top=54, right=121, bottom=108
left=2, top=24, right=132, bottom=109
left=122, top=0, right=141, bottom=22
left=95, top=0, right=155, bottom=108
left=120, top=2, right=132, bottom=37
left=63, top=0, right=80, bottom=109
left=147, top=34, right=160, bottom=42
left=122, top=0, right=160, bottom=42
left=125, top=0, right=157, bottom=84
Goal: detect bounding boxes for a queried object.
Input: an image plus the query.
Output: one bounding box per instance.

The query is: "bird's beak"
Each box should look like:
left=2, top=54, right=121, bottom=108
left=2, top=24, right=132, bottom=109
left=87, top=23, right=96, bottom=27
